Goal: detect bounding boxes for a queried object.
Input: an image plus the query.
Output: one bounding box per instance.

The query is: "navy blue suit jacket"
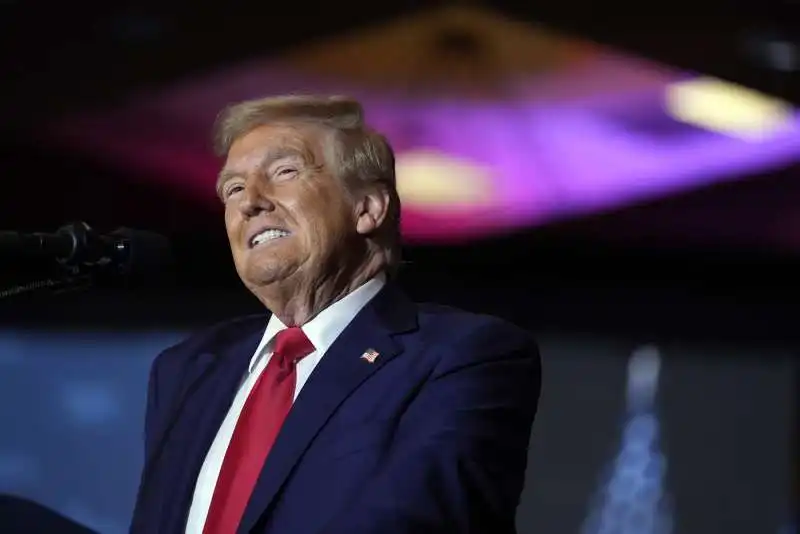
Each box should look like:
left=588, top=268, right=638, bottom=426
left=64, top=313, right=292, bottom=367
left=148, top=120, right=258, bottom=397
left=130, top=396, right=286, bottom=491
left=130, top=284, right=541, bottom=534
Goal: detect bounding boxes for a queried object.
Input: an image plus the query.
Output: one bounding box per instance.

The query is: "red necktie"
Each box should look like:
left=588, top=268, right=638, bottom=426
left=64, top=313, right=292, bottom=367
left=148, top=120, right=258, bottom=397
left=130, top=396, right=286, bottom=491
left=203, top=327, right=314, bottom=534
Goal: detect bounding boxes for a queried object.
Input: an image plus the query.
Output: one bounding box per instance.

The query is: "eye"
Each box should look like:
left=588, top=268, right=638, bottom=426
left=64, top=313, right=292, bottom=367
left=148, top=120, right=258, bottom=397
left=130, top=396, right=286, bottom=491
left=223, top=183, right=244, bottom=200
left=273, top=166, right=299, bottom=180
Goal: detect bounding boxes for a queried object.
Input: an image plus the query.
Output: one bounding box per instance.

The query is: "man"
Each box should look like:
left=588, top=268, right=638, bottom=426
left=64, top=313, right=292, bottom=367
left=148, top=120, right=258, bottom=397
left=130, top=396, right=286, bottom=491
left=130, top=95, right=541, bottom=534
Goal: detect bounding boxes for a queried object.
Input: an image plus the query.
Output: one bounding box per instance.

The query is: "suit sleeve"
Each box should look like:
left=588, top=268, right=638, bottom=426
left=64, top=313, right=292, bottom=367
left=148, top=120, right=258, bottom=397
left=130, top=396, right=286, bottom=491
left=130, top=345, right=191, bottom=533
left=142, top=353, right=162, bottom=459
left=321, top=320, right=542, bottom=534
left=141, top=345, right=187, bottom=457
left=131, top=349, right=175, bottom=520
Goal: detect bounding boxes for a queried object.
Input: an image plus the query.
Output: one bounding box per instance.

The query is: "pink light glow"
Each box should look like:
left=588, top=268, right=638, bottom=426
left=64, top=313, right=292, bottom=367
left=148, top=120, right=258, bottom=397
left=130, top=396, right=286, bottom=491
left=46, top=58, right=800, bottom=244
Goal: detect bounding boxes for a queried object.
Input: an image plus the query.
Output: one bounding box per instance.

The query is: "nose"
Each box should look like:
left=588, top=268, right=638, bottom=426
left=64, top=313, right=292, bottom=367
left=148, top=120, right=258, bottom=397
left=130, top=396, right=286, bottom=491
left=238, top=181, right=275, bottom=218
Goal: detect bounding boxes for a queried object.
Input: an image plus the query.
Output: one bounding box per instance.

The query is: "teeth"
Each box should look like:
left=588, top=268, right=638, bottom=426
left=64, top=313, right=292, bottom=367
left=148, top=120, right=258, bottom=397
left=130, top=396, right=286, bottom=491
left=252, top=229, right=289, bottom=247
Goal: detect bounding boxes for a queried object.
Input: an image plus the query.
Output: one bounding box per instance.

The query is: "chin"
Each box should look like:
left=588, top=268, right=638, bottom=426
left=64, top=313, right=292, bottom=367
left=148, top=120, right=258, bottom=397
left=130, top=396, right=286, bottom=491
left=243, top=268, right=281, bottom=287
left=240, top=261, right=295, bottom=289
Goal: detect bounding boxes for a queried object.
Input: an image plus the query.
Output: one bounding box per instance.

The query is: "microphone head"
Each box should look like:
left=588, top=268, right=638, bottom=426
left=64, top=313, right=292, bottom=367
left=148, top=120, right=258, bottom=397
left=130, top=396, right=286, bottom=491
left=110, top=228, right=173, bottom=279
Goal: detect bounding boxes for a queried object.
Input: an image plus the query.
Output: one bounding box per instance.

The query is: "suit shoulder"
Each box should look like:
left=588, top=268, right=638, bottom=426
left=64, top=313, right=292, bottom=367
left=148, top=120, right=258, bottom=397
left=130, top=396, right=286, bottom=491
left=415, top=303, right=537, bottom=354
left=408, top=304, right=540, bottom=385
left=152, top=314, right=267, bottom=370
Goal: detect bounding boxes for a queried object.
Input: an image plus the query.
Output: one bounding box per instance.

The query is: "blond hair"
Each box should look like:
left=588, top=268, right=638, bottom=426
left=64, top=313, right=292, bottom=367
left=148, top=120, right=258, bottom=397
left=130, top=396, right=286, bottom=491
left=213, top=95, right=402, bottom=277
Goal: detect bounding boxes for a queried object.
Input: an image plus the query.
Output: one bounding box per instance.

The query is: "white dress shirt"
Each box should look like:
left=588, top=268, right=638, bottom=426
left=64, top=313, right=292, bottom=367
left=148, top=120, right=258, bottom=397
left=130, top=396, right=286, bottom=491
left=185, top=275, right=386, bottom=534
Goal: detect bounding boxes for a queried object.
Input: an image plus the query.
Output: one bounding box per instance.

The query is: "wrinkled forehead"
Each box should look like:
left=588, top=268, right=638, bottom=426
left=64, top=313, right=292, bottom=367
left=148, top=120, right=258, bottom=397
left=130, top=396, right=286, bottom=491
left=223, top=122, right=323, bottom=171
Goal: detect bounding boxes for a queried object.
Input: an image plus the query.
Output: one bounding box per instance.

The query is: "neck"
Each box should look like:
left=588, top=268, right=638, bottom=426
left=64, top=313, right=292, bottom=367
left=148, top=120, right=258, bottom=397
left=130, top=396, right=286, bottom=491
left=255, top=257, right=383, bottom=326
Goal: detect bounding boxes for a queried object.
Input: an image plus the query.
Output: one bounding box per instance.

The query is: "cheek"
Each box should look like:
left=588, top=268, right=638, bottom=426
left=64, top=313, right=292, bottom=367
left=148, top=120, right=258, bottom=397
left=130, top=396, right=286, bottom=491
left=289, top=182, right=353, bottom=247
left=288, top=196, right=328, bottom=239
left=224, top=207, right=242, bottom=242
left=309, top=204, right=351, bottom=246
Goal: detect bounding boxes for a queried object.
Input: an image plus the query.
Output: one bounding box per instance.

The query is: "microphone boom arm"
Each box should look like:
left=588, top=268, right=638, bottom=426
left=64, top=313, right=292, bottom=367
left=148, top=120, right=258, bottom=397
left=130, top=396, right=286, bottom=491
left=0, top=222, right=172, bottom=301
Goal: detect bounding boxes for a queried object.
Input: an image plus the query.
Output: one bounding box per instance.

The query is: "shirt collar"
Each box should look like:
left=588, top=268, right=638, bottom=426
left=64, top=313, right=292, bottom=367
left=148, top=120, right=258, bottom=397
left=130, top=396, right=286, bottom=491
left=249, top=274, right=387, bottom=373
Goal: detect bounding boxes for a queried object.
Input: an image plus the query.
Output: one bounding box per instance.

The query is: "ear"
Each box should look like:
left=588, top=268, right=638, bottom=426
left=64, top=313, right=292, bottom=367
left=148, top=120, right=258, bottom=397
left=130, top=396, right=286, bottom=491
left=354, top=185, right=391, bottom=236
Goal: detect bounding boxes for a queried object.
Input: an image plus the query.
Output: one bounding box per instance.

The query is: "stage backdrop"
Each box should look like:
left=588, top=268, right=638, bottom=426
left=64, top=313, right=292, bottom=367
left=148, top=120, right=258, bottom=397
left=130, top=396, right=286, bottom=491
left=46, top=6, right=800, bottom=246
left=0, top=324, right=794, bottom=534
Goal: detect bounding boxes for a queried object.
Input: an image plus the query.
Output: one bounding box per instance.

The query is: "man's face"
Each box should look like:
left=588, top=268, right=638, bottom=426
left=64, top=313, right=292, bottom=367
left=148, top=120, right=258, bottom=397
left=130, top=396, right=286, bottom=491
left=220, top=122, right=358, bottom=293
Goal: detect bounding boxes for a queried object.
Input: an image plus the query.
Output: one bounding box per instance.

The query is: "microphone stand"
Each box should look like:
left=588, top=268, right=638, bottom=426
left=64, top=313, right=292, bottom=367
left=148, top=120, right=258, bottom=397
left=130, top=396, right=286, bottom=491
left=0, top=271, right=93, bottom=301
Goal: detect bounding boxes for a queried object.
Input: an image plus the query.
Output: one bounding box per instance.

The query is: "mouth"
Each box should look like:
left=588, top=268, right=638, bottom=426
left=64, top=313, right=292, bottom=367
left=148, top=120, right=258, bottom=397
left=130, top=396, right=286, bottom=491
left=248, top=227, right=291, bottom=249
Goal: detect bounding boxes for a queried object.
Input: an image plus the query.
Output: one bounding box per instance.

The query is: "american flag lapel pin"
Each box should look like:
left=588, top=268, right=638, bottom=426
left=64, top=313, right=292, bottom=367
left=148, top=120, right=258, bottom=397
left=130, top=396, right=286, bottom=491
left=360, top=348, right=380, bottom=363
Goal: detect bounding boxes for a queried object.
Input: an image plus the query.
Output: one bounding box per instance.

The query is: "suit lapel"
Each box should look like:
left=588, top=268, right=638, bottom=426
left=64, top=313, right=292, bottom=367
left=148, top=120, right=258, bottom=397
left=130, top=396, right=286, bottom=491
left=154, top=323, right=265, bottom=534
left=238, top=284, right=418, bottom=533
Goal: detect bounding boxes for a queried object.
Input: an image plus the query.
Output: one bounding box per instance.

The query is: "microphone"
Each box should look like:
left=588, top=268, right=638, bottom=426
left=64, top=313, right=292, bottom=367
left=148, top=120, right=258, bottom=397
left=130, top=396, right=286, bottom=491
left=0, top=222, right=172, bottom=277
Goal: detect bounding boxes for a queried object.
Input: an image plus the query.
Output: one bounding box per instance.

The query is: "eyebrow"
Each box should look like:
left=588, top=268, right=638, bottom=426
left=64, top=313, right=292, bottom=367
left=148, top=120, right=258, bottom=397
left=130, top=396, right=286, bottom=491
left=216, top=147, right=309, bottom=196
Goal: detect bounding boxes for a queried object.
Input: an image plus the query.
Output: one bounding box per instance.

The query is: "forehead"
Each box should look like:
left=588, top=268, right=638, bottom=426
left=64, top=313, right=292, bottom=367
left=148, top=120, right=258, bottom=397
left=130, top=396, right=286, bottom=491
left=224, top=122, right=322, bottom=167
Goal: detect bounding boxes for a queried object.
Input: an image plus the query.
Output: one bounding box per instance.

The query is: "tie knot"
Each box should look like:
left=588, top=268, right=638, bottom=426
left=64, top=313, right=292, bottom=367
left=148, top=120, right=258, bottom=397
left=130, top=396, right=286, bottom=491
left=273, top=327, right=314, bottom=368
